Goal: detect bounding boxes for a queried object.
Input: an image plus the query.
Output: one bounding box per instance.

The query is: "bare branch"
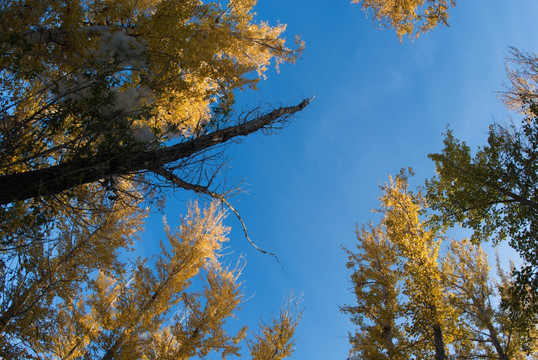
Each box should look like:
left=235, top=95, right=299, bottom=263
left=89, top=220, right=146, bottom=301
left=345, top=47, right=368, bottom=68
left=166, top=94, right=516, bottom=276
left=151, top=167, right=284, bottom=266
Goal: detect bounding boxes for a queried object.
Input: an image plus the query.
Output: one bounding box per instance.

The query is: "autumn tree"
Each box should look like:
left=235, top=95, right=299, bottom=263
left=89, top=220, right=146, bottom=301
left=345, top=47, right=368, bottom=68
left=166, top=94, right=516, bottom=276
left=341, top=223, right=406, bottom=359
left=248, top=296, right=303, bottom=360
left=0, top=0, right=309, bottom=207
left=342, top=172, right=454, bottom=360
left=442, top=239, right=535, bottom=359
left=351, top=0, right=456, bottom=39
left=1, top=200, right=302, bottom=359
left=0, top=0, right=305, bottom=357
left=342, top=172, right=537, bottom=359
left=425, top=47, right=538, bottom=330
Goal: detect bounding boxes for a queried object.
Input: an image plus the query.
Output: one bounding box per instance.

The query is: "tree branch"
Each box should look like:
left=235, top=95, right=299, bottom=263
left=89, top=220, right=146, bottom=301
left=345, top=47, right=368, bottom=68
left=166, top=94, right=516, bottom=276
left=151, top=167, right=284, bottom=265
left=0, top=98, right=312, bottom=205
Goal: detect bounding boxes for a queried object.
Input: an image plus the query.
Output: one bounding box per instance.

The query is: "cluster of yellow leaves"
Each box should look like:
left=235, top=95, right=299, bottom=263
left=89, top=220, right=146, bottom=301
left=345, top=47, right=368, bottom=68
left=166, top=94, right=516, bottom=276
left=380, top=172, right=456, bottom=356
left=351, top=0, right=456, bottom=39
left=248, top=296, right=302, bottom=360
left=0, top=179, right=147, bottom=358
left=36, top=201, right=244, bottom=359
left=502, top=47, right=538, bottom=114
left=342, top=224, right=404, bottom=359
left=1, top=200, right=301, bottom=359
left=0, top=0, right=302, bottom=176
left=343, top=171, right=538, bottom=359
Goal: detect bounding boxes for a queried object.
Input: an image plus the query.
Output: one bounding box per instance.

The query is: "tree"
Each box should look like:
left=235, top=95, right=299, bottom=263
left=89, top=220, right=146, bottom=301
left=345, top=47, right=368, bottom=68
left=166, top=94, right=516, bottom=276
left=351, top=0, right=456, bottom=39
left=0, top=0, right=305, bottom=357
left=442, top=239, right=535, bottom=359
left=342, top=172, right=454, bottom=360
left=425, top=47, right=538, bottom=330
left=1, top=200, right=302, bottom=359
left=248, top=296, right=302, bottom=360
left=341, top=222, right=406, bottom=359
left=0, top=0, right=309, bottom=207
left=342, top=172, right=537, bottom=359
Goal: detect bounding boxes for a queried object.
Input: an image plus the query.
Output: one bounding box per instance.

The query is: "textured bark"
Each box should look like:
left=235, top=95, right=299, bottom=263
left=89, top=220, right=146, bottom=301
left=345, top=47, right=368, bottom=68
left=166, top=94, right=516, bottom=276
left=0, top=99, right=310, bottom=205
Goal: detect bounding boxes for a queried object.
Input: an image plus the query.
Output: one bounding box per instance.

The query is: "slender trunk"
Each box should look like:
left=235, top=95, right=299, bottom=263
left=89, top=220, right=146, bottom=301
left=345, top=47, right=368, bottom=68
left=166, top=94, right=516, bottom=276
left=475, top=300, right=509, bottom=360
left=486, top=322, right=509, bottom=360
left=433, top=324, right=446, bottom=360
left=0, top=99, right=310, bottom=205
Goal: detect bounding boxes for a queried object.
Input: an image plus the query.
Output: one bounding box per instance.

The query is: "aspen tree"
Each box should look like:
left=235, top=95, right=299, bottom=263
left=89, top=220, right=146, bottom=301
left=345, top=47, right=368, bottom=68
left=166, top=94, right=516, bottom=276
left=343, top=172, right=454, bottom=359
left=0, top=0, right=307, bottom=206
left=345, top=172, right=538, bottom=359
left=1, top=201, right=301, bottom=359
left=0, top=1, right=304, bottom=357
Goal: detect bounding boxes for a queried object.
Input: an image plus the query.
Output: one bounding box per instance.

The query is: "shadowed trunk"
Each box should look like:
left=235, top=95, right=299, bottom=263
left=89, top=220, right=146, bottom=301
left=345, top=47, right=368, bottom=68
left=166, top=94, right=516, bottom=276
left=433, top=324, right=446, bottom=360
left=0, top=99, right=310, bottom=205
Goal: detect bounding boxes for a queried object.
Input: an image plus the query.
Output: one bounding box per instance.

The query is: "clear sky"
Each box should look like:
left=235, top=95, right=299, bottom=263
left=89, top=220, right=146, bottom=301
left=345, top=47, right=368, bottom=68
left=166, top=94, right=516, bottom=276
left=141, top=1, right=538, bottom=358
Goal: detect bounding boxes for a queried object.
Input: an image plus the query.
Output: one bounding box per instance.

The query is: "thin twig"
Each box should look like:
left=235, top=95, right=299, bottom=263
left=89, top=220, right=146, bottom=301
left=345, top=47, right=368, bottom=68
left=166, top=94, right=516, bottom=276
left=152, top=167, right=285, bottom=270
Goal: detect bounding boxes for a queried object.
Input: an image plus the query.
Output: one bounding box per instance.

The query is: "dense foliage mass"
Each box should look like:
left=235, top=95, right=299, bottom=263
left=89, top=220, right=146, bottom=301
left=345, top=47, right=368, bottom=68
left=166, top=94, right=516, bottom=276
left=0, top=0, right=305, bottom=358
left=342, top=172, right=537, bottom=360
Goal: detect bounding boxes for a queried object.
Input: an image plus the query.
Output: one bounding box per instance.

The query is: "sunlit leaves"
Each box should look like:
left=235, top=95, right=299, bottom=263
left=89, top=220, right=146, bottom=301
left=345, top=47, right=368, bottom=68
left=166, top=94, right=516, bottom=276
left=0, top=1, right=304, bottom=358
left=248, top=296, right=302, bottom=360
left=343, top=173, right=538, bottom=359
left=343, top=172, right=451, bottom=359
left=1, top=201, right=300, bottom=359
left=0, top=0, right=302, bottom=190
left=351, top=0, right=456, bottom=39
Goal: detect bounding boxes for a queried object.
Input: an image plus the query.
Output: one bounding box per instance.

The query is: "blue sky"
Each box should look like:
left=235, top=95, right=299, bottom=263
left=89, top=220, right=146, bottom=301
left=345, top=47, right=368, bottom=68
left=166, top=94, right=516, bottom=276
left=142, top=1, right=538, bottom=358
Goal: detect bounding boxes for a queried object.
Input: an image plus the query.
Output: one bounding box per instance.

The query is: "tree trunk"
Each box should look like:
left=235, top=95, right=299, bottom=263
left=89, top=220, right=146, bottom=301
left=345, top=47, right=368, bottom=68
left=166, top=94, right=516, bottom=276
left=433, top=324, right=446, bottom=360
left=0, top=99, right=310, bottom=205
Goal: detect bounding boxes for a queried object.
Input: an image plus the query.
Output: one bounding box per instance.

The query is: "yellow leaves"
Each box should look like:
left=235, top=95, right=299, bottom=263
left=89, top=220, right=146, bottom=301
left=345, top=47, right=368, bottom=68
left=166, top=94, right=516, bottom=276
left=346, top=172, right=538, bottom=358
left=248, top=296, right=302, bottom=360
left=1, top=0, right=302, bottom=187
left=156, top=75, right=217, bottom=135
left=1, top=1, right=304, bottom=356
left=501, top=48, right=538, bottom=114
left=351, top=0, right=456, bottom=39
left=345, top=172, right=456, bottom=358
left=164, top=201, right=229, bottom=273
left=28, top=201, right=247, bottom=359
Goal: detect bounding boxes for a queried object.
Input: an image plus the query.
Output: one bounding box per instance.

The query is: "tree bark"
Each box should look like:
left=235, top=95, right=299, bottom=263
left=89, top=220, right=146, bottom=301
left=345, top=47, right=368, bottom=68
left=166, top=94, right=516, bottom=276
left=0, top=99, right=310, bottom=205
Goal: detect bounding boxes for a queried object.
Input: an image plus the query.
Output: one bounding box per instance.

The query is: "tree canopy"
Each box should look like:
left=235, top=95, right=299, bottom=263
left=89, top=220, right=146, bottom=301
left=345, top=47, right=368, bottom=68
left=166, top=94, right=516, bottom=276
left=426, top=47, right=538, bottom=328
left=0, top=0, right=306, bottom=358
left=342, top=172, right=537, bottom=359
left=0, top=0, right=309, bottom=206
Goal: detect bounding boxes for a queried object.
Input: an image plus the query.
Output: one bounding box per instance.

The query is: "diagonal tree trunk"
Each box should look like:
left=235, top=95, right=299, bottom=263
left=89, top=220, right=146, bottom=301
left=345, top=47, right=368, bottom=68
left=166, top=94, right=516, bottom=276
left=0, top=99, right=310, bottom=205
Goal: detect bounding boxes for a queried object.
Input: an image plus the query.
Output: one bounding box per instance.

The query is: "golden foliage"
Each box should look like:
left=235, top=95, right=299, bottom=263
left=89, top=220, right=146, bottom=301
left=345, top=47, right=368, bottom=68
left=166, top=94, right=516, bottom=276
left=343, top=172, right=538, bottom=359
left=351, top=0, right=456, bottom=39
left=248, top=296, right=302, bottom=360
left=0, top=0, right=303, bottom=188
left=1, top=201, right=301, bottom=359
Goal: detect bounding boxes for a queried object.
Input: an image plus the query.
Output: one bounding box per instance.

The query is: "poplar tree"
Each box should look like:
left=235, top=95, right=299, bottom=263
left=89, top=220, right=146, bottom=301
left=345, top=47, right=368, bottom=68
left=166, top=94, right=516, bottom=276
left=343, top=172, right=538, bottom=359
left=0, top=1, right=304, bottom=357
left=0, top=0, right=308, bottom=206
left=1, top=201, right=302, bottom=359
left=342, top=172, right=454, bottom=360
